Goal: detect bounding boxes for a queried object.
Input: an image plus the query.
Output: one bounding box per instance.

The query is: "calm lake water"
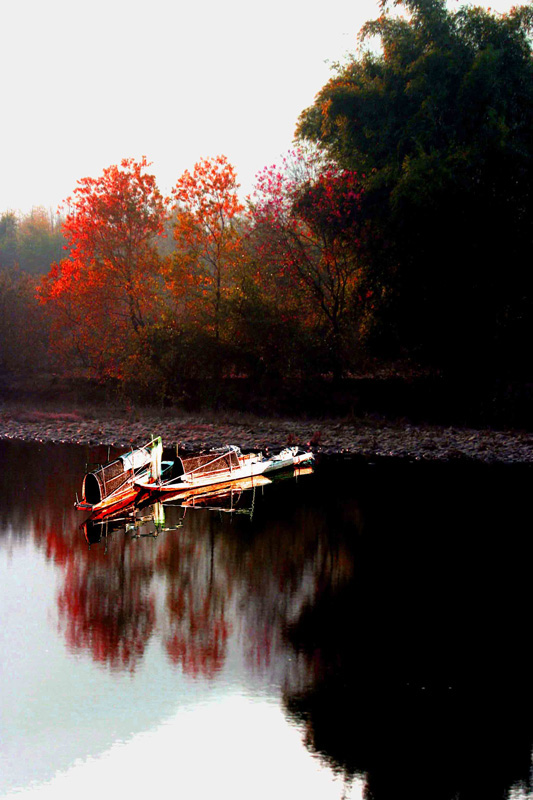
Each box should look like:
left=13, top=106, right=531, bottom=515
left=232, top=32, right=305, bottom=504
left=1, top=439, right=532, bottom=800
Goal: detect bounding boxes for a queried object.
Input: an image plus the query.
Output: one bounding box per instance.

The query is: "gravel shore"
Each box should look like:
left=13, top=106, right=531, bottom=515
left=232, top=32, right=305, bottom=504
left=0, top=402, right=532, bottom=464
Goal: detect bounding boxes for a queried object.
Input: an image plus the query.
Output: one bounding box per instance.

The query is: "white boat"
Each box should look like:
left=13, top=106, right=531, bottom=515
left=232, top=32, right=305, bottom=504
left=135, top=445, right=314, bottom=496
left=262, top=446, right=314, bottom=474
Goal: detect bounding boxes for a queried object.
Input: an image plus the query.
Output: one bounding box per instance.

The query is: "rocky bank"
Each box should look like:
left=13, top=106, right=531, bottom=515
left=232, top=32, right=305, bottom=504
left=0, top=402, right=532, bottom=464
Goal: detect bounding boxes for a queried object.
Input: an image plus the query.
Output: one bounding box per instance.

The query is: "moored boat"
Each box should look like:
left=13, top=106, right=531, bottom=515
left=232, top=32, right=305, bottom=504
left=75, top=437, right=170, bottom=513
left=134, top=444, right=314, bottom=496
left=262, top=446, right=315, bottom=474
left=80, top=457, right=315, bottom=544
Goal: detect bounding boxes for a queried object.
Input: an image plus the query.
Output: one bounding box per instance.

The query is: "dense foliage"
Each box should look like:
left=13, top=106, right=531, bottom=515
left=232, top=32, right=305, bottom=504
left=250, top=148, right=366, bottom=380
left=2, top=1, right=532, bottom=410
left=0, top=267, right=49, bottom=376
left=37, top=158, right=168, bottom=387
left=297, top=0, right=533, bottom=373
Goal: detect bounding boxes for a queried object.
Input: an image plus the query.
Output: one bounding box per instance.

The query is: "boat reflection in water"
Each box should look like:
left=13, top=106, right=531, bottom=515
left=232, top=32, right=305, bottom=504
left=82, top=468, right=313, bottom=547
left=82, top=501, right=171, bottom=546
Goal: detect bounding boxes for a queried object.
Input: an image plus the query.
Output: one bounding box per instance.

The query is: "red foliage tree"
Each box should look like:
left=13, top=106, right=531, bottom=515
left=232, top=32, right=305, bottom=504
left=170, top=155, right=245, bottom=343
left=38, top=157, right=168, bottom=382
left=250, top=148, right=365, bottom=378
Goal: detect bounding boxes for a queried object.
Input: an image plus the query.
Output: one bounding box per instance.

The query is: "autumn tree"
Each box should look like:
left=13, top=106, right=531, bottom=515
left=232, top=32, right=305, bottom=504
left=170, top=156, right=244, bottom=346
left=38, top=157, right=168, bottom=384
left=297, top=0, right=533, bottom=372
left=250, top=148, right=365, bottom=379
left=224, top=229, right=317, bottom=386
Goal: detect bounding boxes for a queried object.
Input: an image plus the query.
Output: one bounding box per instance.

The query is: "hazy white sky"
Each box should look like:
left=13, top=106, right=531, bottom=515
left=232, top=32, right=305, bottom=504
left=0, top=0, right=520, bottom=214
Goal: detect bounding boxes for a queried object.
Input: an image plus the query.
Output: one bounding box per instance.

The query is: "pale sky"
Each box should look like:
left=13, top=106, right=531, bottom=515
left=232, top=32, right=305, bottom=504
left=0, top=0, right=521, bottom=215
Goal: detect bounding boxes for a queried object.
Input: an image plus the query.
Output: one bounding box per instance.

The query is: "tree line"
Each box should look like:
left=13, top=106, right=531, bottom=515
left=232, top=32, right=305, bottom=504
left=0, top=207, right=68, bottom=275
left=0, top=207, right=68, bottom=378
left=1, top=0, right=532, bottom=410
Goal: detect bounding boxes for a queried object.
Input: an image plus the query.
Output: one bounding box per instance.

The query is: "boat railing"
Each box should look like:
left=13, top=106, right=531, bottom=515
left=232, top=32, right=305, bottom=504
left=83, top=438, right=162, bottom=505
left=158, top=447, right=245, bottom=487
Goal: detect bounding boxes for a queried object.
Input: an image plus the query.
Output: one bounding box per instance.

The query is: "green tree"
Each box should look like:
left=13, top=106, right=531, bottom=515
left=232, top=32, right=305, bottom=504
left=17, top=207, right=68, bottom=275
left=297, top=0, right=533, bottom=372
left=226, top=231, right=318, bottom=385
left=0, top=212, right=18, bottom=271
left=0, top=268, right=48, bottom=376
left=0, top=209, right=68, bottom=275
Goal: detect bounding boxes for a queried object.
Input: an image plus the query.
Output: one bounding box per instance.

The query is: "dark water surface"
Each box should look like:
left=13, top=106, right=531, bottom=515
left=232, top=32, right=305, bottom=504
left=1, top=439, right=532, bottom=800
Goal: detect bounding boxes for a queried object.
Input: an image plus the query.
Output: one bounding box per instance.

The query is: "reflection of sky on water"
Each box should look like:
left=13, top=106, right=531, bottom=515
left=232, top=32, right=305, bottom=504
left=4, top=695, right=364, bottom=800
left=0, top=530, right=361, bottom=799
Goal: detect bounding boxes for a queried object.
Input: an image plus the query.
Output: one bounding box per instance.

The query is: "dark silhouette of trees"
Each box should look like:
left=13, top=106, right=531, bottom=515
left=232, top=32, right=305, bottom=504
left=297, top=0, right=533, bottom=373
left=0, top=267, right=49, bottom=377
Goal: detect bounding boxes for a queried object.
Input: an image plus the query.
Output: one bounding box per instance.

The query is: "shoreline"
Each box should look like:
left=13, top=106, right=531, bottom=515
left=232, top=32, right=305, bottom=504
left=1, top=402, right=532, bottom=464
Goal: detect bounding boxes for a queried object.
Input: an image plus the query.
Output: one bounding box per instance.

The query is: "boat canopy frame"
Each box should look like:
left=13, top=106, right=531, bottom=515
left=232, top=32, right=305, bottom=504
left=160, top=446, right=244, bottom=487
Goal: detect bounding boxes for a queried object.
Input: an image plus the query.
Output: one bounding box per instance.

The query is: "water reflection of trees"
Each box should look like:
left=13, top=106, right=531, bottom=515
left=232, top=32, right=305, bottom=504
left=57, top=538, right=156, bottom=671
left=13, top=442, right=533, bottom=799
left=282, top=461, right=533, bottom=800
left=225, top=501, right=356, bottom=680
left=285, top=583, right=533, bottom=800
left=48, top=474, right=348, bottom=681
left=0, top=440, right=88, bottom=547
left=54, top=506, right=235, bottom=676
left=155, top=512, right=231, bottom=678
